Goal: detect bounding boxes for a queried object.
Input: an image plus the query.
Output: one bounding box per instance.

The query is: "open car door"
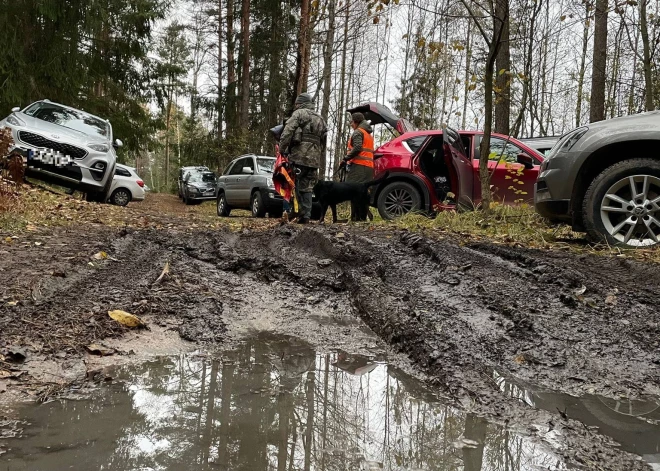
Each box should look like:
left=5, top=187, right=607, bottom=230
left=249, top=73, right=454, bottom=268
left=442, top=126, right=474, bottom=209
left=347, top=102, right=416, bottom=136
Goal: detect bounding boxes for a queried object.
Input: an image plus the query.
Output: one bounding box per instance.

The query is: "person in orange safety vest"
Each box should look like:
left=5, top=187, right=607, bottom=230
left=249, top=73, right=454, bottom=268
left=342, top=112, right=375, bottom=220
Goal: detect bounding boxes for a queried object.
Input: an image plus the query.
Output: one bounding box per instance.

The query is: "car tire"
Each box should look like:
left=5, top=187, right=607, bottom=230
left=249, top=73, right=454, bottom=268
left=583, top=158, right=660, bottom=248
left=183, top=191, right=194, bottom=206
left=217, top=192, right=231, bottom=217
left=110, top=188, right=132, bottom=207
left=377, top=181, right=421, bottom=220
left=251, top=191, right=266, bottom=218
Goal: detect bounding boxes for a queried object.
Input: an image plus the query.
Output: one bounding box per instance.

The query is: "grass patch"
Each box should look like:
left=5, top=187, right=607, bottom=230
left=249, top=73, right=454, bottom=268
left=366, top=203, right=660, bottom=263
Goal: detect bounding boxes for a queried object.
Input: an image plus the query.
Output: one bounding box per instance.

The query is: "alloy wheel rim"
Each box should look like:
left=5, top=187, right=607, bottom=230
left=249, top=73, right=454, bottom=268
left=218, top=196, right=225, bottom=214
left=252, top=197, right=259, bottom=215
left=115, top=190, right=129, bottom=206
left=384, top=189, right=414, bottom=217
left=600, top=174, right=660, bottom=247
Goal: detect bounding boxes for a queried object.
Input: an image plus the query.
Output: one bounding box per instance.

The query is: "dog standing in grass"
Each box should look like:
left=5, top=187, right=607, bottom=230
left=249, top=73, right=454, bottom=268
left=314, top=172, right=389, bottom=223
left=342, top=113, right=375, bottom=220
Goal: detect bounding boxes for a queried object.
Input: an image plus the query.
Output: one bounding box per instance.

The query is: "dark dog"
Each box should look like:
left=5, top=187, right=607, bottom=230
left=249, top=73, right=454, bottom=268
left=313, top=172, right=390, bottom=223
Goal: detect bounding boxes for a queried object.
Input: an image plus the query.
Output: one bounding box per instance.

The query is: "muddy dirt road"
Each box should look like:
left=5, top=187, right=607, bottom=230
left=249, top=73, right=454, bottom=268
left=2, top=203, right=660, bottom=469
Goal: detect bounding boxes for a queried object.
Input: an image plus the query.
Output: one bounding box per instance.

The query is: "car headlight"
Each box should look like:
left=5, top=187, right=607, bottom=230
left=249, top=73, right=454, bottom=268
left=560, top=127, right=588, bottom=152
left=89, top=143, right=110, bottom=153
left=266, top=177, right=274, bottom=188
left=6, top=115, right=25, bottom=127
left=548, top=127, right=588, bottom=159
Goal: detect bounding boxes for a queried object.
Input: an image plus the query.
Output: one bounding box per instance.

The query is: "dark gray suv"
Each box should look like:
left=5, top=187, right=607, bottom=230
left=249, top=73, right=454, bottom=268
left=535, top=111, right=660, bottom=247
left=216, top=154, right=283, bottom=218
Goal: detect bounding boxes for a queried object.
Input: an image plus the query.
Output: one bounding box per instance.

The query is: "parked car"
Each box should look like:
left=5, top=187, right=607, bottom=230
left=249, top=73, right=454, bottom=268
left=181, top=169, right=217, bottom=205
left=535, top=111, right=660, bottom=247
left=108, top=164, right=145, bottom=206
left=518, top=136, right=560, bottom=157
left=0, top=99, right=121, bottom=202
left=348, top=103, right=544, bottom=220
left=178, top=166, right=210, bottom=199
left=216, top=154, right=283, bottom=218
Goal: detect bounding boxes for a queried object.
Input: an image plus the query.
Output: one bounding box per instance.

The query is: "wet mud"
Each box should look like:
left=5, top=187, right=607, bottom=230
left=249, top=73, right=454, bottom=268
left=2, top=222, right=660, bottom=469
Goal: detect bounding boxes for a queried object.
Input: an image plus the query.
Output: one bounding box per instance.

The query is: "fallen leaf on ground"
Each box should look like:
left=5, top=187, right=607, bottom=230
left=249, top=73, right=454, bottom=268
left=85, top=344, right=115, bottom=356
left=605, top=295, right=617, bottom=305
left=93, top=251, right=108, bottom=260
left=6, top=301, right=18, bottom=306
left=108, top=310, right=147, bottom=328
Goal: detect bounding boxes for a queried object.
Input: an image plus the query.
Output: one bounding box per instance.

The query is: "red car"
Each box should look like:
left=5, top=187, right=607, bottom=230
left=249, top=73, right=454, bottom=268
left=347, top=103, right=544, bottom=219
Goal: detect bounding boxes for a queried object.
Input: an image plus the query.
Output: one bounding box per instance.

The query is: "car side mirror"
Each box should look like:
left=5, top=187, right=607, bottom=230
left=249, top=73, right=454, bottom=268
left=516, top=153, right=535, bottom=170
left=11, top=107, right=20, bottom=113
left=114, top=139, right=123, bottom=149
left=242, top=167, right=254, bottom=175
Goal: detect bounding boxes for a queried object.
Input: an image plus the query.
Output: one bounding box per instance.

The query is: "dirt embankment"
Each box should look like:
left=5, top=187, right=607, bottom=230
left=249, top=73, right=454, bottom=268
left=1, top=221, right=660, bottom=469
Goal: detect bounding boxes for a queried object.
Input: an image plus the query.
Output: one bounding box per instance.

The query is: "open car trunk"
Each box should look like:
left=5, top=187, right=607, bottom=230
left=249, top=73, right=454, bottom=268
left=347, top=102, right=416, bottom=136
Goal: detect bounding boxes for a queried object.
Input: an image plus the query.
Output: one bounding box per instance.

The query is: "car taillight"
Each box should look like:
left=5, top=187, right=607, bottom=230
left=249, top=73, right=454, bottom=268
left=137, top=180, right=144, bottom=187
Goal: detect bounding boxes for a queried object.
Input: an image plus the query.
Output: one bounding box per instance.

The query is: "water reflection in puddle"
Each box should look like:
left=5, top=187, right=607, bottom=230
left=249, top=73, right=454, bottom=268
left=2, top=336, right=566, bottom=470
left=494, top=371, right=660, bottom=469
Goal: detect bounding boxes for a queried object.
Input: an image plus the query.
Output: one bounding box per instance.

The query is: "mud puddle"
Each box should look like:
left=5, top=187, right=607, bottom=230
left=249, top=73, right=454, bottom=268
left=494, top=371, right=660, bottom=469
left=1, top=334, right=567, bottom=470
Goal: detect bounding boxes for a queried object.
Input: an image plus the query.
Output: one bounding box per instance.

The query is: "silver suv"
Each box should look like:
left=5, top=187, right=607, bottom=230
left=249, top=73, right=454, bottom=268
left=216, top=155, right=283, bottom=218
left=0, top=100, right=121, bottom=201
left=535, top=111, right=660, bottom=247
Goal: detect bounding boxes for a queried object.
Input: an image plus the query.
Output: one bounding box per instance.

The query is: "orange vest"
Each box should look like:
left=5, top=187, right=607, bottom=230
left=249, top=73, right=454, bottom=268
left=347, top=128, right=374, bottom=168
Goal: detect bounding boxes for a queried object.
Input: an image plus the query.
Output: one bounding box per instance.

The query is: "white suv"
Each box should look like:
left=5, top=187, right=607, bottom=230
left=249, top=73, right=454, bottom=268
left=0, top=100, right=122, bottom=201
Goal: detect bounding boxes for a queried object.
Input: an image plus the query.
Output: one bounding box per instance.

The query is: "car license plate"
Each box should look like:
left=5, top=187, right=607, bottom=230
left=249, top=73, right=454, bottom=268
left=204, top=190, right=214, bottom=196
left=27, top=149, right=74, bottom=167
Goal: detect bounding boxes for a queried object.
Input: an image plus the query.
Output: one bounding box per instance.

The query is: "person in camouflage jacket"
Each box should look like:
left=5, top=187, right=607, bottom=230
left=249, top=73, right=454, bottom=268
left=280, top=93, right=328, bottom=224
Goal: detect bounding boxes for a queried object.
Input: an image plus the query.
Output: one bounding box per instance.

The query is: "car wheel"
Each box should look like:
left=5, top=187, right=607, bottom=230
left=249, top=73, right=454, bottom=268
left=217, top=193, right=231, bottom=217
left=110, top=188, right=132, bottom=207
left=377, top=181, right=421, bottom=220
left=583, top=158, right=660, bottom=248
left=183, top=191, right=194, bottom=206
left=251, top=191, right=266, bottom=218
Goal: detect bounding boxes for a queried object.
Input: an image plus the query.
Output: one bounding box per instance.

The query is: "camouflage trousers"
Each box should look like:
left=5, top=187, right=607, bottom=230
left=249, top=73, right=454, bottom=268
left=294, top=165, right=318, bottom=219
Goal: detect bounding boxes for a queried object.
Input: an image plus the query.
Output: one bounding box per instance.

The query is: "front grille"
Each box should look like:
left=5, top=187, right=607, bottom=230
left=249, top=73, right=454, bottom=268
left=18, top=131, right=88, bottom=160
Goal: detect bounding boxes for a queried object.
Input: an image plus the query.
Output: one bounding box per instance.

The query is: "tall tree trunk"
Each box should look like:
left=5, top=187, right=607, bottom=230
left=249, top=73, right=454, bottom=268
left=590, top=0, right=608, bottom=123
left=293, top=0, right=312, bottom=106
left=480, top=49, right=496, bottom=212
left=165, top=96, right=172, bottom=191
left=575, top=4, right=590, bottom=127
left=494, top=0, right=510, bottom=135
left=462, top=20, right=472, bottom=130
left=628, top=24, right=640, bottom=114
left=226, top=0, right=237, bottom=132
left=320, top=0, right=336, bottom=180
left=239, top=0, right=250, bottom=129
left=217, top=0, right=223, bottom=139
left=333, top=1, right=350, bottom=174
left=640, top=0, right=655, bottom=111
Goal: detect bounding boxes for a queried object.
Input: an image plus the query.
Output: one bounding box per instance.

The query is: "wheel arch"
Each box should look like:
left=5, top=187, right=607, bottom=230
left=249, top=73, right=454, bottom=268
left=571, top=140, right=660, bottom=229
left=372, top=173, right=431, bottom=211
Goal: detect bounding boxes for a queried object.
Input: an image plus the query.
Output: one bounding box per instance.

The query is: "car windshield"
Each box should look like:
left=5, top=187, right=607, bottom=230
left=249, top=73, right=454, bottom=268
left=187, top=173, right=204, bottom=183
left=23, top=102, right=110, bottom=139
left=257, top=158, right=275, bottom=174
left=202, top=172, right=215, bottom=182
